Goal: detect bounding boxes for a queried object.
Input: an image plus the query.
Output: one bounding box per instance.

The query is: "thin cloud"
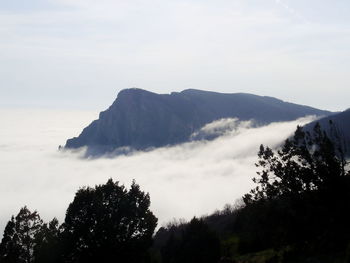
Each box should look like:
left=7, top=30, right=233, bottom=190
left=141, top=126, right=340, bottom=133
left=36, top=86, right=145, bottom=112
left=1, top=1, right=350, bottom=111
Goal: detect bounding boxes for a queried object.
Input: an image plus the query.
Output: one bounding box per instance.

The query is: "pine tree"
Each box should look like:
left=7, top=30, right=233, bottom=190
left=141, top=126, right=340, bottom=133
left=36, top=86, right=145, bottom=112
left=33, top=218, right=61, bottom=263
left=0, top=216, right=21, bottom=263
left=0, top=207, right=43, bottom=263
left=243, top=122, right=348, bottom=204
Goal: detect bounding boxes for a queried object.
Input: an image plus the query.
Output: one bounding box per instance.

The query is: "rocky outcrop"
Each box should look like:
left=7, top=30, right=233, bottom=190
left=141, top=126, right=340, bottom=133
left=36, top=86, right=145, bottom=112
left=65, top=88, right=332, bottom=155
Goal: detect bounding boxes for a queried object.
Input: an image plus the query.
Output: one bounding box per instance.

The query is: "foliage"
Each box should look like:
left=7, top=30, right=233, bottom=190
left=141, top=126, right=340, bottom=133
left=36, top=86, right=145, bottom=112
left=0, top=179, right=157, bottom=263
left=234, top=122, right=350, bottom=259
left=33, top=218, right=62, bottom=263
left=61, top=178, right=158, bottom=263
left=244, top=122, right=348, bottom=204
left=0, top=206, right=43, bottom=263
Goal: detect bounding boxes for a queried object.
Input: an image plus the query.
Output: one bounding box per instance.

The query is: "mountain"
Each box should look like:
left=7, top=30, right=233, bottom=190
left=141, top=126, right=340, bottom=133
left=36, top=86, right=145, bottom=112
left=65, top=88, right=331, bottom=155
left=304, top=109, right=350, bottom=156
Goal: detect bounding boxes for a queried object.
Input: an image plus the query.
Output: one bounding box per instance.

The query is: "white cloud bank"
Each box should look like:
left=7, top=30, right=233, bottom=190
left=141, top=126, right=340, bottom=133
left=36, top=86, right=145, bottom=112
left=0, top=109, right=315, bottom=234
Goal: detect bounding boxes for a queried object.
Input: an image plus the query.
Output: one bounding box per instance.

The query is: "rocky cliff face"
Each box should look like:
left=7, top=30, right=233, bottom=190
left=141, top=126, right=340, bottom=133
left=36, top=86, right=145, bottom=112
left=65, top=88, right=332, bottom=154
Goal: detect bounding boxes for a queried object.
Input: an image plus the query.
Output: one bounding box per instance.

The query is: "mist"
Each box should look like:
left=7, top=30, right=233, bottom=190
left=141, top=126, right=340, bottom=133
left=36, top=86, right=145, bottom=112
left=0, top=109, right=315, bottom=234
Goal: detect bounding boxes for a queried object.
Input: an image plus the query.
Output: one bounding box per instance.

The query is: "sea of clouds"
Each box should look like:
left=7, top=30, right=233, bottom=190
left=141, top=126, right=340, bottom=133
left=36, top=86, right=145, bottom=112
left=0, top=109, right=315, bottom=234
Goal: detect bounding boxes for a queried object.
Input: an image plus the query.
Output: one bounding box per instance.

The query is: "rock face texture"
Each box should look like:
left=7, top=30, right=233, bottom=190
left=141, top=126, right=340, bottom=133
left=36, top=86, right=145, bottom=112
left=65, top=88, right=331, bottom=154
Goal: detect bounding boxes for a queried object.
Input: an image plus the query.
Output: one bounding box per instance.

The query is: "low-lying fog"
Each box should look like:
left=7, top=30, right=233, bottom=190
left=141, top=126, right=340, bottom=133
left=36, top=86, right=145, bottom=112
left=0, top=109, right=314, bottom=234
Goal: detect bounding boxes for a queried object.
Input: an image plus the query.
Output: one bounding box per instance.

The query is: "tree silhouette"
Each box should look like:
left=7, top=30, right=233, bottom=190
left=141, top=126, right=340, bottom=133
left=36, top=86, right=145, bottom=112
left=0, top=216, right=20, bottom=263
left=0, top=206, right=43, bottom=263
left=236, top=122, right=350, bottom=257
left=61, top=179, right=158, bottom=263
left=33, top=218, right=62, bottom=263
left=243, top=122, right=348, bottom=204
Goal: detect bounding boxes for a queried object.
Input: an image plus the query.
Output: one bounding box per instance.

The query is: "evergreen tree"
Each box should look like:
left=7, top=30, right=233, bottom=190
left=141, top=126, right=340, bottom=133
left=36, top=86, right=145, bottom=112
left=0, top=207, right=43, bottom=263
left=236, top=122, right=350, bottom=256
left=33, top=218, right=62, bottom=263
left=61, top=179, right=157, bottom=263
left=243, top=122, right=348, bottom=204
left=0, top=216, right=21, bottom=263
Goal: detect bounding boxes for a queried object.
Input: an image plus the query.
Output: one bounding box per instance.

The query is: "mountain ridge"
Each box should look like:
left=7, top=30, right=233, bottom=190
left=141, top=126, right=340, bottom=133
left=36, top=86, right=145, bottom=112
left=65, top=88, right=332, bottom=155
left=304, top=109, right=350, bottom=156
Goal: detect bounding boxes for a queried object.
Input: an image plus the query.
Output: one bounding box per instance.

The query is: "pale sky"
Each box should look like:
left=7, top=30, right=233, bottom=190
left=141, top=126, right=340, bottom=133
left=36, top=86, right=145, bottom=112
left=1, top=0, right=349, bottom=111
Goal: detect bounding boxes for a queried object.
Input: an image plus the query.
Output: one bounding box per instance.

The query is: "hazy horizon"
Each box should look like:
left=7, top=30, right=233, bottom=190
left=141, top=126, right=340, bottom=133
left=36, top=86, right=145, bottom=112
left=1, top=87, right=344, bottom=113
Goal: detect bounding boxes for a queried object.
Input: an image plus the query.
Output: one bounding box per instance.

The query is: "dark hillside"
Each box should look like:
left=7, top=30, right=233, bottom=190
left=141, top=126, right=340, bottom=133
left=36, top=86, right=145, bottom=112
left=153, top=122, right=350, bottom=263
left=304, top=109, right=350, bottom=156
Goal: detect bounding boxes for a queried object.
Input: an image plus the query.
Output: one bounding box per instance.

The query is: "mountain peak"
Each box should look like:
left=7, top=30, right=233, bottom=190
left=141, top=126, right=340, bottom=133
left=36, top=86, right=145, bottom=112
left=65, top=89, right=332, bottom=156
left=117, top=88, right=157, bottom=98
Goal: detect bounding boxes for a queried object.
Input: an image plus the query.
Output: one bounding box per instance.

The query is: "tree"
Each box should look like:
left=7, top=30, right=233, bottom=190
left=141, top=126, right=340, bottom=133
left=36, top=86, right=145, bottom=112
left=235, top=122, right=350, bottom=256
left=61, top=179, right=158, bottom=263
left=33, top=218, right=62, bottom=263
left=0, top=207, right=43, bottom=263
left=243, top=122, right=349, bottom=204
left=0, top=216, right=20, bottom=263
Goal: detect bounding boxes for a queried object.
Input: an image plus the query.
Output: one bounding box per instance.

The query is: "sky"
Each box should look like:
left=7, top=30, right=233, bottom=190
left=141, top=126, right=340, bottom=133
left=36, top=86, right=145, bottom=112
left=0, top=108, right=314, bottom=234
left=1, top=0, right=350, bottom=111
